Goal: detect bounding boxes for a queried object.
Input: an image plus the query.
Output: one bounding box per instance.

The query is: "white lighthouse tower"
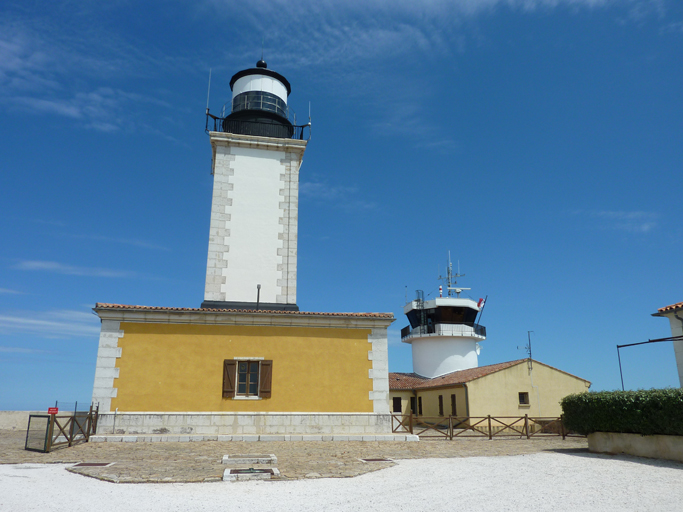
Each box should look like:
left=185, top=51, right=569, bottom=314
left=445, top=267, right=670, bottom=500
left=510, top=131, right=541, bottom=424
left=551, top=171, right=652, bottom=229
left=202, top=59, right=309, bottom=311
left=401, top=257, right=486, bottom=378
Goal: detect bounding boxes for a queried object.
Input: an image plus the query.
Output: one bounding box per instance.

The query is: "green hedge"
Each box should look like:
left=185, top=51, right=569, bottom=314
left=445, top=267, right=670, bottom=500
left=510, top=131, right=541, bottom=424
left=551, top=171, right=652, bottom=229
left=560, top=388, right=683, bottom=436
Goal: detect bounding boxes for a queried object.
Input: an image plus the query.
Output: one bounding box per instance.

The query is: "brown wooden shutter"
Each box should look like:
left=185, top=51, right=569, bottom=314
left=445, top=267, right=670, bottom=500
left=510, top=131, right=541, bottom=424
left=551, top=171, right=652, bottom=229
left=223, top=360, right=236, bottom=398
left=259, top=360, right=273, bottom=398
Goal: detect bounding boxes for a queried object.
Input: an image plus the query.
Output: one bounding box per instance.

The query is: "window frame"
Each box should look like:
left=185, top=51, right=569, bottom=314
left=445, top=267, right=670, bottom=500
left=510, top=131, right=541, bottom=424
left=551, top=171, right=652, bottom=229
left=392, top=397, right=402, bottom=413
left=223, top=359, right=273, bottom=399
left=237, top=360, right=260, bottom=397
left=518, top=391, right=530, bottom=406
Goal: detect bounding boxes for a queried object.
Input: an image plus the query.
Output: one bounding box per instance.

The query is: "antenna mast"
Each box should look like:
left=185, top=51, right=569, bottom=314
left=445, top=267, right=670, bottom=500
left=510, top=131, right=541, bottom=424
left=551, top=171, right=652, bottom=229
left=206, top=68, right=212, bottom=113
left=438, top=251, right=469, bottom=298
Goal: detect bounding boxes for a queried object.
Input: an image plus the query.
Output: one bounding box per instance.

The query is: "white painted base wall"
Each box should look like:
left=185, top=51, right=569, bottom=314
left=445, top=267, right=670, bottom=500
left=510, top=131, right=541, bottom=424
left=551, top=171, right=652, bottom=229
left=96, top=412, right=393, bottom=436
left=588, top=432, right=683, bottom=463
left=0, top=411, right=41, bottom=430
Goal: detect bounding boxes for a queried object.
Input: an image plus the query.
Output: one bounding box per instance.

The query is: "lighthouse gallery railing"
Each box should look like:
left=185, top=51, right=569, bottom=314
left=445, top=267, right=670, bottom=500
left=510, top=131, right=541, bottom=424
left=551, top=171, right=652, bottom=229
left=401, top=323, right=486, bottom=341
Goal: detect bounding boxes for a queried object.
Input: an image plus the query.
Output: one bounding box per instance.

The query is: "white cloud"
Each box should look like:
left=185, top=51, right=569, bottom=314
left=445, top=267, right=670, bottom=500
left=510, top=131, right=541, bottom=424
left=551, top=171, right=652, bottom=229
left=0, top=0, right=665, bottom=133
left=575, top=210, right=659, bottom=233
left=0, top=346, right=48, bottom=354
left=13, top=260, right=136, bottom=278
left=0, top=309, right=100, bottom=338
left=0, top=12, right=178, bottom=131
left=68, top=234, right=170, bottom=251
left=594, top=211, right=659, bottom=233
left=0, top=288, right=23, bottom=295
left=209, top=0, right=654, bottom=70
left=300, top=180, right=377, bottom=211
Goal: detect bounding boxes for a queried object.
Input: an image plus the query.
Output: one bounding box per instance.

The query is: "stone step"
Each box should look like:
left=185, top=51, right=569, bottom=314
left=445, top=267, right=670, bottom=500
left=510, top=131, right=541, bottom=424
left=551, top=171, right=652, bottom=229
left=89, top=434, right=419, bottom=443
left=223, top=468, right=281, bottom=482
left=222, top=453, right=277, bottom=465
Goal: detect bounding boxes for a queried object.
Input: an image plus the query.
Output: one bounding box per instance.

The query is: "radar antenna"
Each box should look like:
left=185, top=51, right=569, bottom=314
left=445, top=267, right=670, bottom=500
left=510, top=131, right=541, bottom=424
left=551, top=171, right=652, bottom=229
left=438, top=251, right=470, bottom=298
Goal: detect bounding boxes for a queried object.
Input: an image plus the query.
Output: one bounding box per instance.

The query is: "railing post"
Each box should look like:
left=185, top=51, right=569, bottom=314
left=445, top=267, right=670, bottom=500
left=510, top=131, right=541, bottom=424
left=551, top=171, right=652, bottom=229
left=449, top=416, right=453, bottom=440
left=409, top=410, right=413, bottom=435
left=85, top=405, right=93, bottom=441
left=561, top=414, right=566, bottom=440
left=487, top=415, right=492, bottom=440
left=525, top=414, right=530, bottom=439
left=46, top=414, right=55, bottom=453
left=93, top=403, right=99, bottom=435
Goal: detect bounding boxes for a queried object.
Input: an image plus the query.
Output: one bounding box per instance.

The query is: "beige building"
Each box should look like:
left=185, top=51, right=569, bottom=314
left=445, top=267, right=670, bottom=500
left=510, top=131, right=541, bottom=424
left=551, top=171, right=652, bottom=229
left=389, top=358, right=591, bottom=419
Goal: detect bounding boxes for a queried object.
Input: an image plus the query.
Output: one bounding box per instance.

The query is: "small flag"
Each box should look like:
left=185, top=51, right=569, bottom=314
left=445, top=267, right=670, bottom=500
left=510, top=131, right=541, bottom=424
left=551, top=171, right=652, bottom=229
left=478, top=298, right=486, bottom=308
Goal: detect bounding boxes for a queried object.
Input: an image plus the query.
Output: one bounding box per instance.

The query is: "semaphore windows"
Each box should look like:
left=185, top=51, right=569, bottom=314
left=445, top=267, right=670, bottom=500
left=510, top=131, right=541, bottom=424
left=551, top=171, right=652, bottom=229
left=222, top=359, right=273, bottom=399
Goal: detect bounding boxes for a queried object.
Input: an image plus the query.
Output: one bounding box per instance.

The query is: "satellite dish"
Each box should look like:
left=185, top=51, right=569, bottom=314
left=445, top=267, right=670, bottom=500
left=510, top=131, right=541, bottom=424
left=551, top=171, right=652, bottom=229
left=475, top=342, right=481, bottom=355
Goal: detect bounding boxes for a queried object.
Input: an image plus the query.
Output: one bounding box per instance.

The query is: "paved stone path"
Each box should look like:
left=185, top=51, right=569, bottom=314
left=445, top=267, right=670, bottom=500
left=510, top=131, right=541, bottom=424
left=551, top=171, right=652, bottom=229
left=0, top=430, right=588, bottom=483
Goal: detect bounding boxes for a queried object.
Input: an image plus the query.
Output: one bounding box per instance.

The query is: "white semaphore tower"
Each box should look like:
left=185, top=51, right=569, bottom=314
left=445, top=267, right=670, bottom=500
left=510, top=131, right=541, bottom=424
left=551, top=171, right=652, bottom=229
left=401, top=257, right=487, bottom=378
left=202, top=59, right=309, bottom=311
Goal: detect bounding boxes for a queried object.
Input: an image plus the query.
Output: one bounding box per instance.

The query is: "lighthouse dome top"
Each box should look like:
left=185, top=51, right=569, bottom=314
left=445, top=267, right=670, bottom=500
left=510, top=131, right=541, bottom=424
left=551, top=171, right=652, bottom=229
left=229, top=60, right=292, bottom=97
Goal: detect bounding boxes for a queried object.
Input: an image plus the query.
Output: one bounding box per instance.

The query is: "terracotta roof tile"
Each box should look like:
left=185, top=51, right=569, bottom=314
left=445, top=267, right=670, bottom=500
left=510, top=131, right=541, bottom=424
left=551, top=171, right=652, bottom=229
left=656, top=301, right=683, bottom=314
left=94, top=303, right=393, bottom=318
left=388, top=373, right=430, bottom=390
left=390, top=360, right=526, bottom=390
left=390, top=359, right=590, bottom=390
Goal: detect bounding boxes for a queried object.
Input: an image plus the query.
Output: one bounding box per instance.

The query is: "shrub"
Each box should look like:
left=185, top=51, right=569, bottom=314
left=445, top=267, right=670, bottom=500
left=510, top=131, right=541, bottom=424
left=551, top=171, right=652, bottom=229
left=560, top=388, right=683, bottom=436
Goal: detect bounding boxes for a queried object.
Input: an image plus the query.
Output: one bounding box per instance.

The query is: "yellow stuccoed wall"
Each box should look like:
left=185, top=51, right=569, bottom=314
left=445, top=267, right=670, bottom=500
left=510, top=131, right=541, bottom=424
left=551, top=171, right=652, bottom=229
left=390, top=391, right=414, bottom=414
left=110, top=322, right=373, bottom=412
left=467, top=362, right=590, bottom=417
left=414, top=387, right=467, bottom=417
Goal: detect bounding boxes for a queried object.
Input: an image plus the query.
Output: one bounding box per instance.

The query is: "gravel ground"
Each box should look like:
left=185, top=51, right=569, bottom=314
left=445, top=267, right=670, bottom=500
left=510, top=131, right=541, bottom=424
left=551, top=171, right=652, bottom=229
left=2, top=452, right=682, bottom=512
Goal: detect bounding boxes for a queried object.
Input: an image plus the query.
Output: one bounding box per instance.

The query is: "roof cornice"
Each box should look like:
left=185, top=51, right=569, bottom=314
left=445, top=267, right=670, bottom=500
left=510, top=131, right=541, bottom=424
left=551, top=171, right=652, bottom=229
left=93, top=303, right=394, bottom=329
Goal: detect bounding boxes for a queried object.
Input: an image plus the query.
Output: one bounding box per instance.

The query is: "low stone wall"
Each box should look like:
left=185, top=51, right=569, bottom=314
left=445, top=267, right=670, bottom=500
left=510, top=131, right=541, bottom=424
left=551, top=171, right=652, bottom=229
left=97, top=412, right=393, bottom=436
left=588, top=432, right=683, bottom=463
left=0, top=411, right=41, bottom=431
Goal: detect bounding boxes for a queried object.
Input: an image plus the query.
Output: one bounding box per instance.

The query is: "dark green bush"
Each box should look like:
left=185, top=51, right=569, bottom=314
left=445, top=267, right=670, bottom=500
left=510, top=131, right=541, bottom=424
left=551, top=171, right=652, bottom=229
left=560, top=388, right=683, bottom=436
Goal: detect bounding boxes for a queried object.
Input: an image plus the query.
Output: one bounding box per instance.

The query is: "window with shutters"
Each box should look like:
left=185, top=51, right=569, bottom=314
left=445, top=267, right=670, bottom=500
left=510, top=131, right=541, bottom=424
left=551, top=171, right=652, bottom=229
left=222, top=359, right=272, bottom=399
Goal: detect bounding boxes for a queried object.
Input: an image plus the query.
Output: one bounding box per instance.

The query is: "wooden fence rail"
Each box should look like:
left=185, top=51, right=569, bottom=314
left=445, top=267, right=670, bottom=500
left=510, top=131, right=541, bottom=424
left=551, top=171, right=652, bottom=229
left=25, top=405, right=99, bottom=453
left=391, top=412, right=580, bottom=440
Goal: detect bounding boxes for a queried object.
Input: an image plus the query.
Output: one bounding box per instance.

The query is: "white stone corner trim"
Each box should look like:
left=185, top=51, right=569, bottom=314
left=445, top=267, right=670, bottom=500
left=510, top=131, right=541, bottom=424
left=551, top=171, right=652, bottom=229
left=369, top=327, right=390, bottom=414
left=91, top=320, right=123, bottom=413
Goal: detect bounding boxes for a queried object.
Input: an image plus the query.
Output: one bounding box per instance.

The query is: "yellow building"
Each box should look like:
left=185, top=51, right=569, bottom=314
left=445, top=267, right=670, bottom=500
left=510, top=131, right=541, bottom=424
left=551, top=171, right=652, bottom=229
left=92, top=304, right=396, bottom=437
left=88, top=61, right=409, bottom=440
left=389, top=359, right=591, bottom=419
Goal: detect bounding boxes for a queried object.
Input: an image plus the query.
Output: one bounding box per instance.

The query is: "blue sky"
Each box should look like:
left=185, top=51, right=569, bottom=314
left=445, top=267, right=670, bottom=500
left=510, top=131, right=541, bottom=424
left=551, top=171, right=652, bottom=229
left=1, top=0, right=682, bottom=410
